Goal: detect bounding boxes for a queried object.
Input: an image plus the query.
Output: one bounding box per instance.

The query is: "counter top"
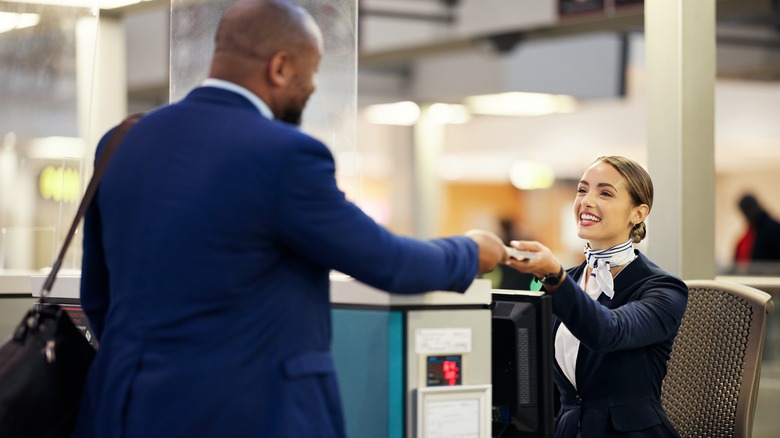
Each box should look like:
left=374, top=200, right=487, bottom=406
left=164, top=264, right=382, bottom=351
left=0, top=270, right=36, bottom=295
left=330, top=274, right=493, bottom=307
left=0, top=269, right=80, bottom=297
left=3, top=271, right=496, bottom=305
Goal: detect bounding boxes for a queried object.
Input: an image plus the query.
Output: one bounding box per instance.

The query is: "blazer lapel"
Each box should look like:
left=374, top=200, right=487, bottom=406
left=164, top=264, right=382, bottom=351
left=608, top=250, right=644, bottom=305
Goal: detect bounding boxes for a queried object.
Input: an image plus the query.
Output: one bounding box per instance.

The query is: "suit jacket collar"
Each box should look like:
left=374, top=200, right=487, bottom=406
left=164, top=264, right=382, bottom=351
left=555, top=250, right=651, bottom=340
left=566, top=249, right=651, bottom=304
left=185, top=86, right=262, bottom=114
left=200, top=79, right=274, bottom=119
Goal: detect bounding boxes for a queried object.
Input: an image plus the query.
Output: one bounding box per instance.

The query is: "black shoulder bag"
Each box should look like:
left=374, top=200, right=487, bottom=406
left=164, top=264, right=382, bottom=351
left=0, top=113, right=143, bottom=437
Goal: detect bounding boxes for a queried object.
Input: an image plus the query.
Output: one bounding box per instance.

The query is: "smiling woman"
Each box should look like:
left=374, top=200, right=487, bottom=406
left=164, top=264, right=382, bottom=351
left=574, top=156, right=652, bottom=250
left=503, top=156, right=688, bottom=438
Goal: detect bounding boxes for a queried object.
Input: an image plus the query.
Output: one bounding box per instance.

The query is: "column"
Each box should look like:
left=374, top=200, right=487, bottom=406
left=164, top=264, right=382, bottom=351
left=645, top=0, right=716, bottom=280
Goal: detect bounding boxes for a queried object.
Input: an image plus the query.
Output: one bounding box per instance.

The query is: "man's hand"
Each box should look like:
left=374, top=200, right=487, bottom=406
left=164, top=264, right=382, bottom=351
left=465, top=230, right=508, bottom=275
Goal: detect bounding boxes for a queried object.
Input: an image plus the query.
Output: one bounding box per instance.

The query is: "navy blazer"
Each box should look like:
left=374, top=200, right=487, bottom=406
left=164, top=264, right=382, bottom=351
left=551, top=251, right=687, bottom=438
left=75, top=87, right=479, bottom=437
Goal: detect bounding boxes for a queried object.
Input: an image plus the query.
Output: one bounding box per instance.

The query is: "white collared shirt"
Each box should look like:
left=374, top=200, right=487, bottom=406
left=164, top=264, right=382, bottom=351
left=554, top=260, right=633, bottom=389
left=554, top=268, right=614, bottom=389
left=200, top=78, right=274, bottom=120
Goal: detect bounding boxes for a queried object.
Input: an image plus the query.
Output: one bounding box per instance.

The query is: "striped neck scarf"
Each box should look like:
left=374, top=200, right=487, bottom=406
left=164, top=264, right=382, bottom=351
left=584, top=239, right=635, bottom=299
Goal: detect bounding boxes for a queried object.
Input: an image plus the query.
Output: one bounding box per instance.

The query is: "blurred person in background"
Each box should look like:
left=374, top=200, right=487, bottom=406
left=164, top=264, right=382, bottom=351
left=734, top=193, right=780, bottom=275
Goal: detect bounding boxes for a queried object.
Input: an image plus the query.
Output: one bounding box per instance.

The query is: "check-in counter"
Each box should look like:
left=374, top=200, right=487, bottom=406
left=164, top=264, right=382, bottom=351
left=330, top=275, right=493, bottom=438
left=2, top=271, right=494, bottom=437
left=0, top=272, right=94, bottom=347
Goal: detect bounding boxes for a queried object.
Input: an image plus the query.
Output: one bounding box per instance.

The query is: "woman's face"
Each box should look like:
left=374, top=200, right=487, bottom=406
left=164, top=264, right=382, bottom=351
left=573, top=161, right=647, bottom=250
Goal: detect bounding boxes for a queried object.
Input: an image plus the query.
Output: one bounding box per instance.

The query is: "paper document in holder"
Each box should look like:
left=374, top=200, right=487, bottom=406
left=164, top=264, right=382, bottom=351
left=416, top=384, right=491, bottom=438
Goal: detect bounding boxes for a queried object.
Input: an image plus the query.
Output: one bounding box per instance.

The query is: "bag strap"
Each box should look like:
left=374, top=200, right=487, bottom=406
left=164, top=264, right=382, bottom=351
left=39, top=113, right=144, bottom=302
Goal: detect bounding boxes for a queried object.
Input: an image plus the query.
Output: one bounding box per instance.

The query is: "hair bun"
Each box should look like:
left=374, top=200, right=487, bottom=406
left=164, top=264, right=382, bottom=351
left=631, top=222, right=647, bottom=243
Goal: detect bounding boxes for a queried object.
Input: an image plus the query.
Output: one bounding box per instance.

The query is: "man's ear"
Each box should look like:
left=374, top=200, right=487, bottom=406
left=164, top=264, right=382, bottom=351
left=267, top=51, right=292, bottom=87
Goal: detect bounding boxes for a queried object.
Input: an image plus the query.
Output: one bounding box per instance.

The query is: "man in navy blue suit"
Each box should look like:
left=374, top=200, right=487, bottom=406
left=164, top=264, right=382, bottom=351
left=75, top=1, right=507, bottom=436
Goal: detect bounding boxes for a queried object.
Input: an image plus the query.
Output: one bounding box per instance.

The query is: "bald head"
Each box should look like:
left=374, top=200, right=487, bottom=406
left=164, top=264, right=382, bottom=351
left=208, top=0, right=324, bottom=124
left=213, top=0, right=322, bottom=62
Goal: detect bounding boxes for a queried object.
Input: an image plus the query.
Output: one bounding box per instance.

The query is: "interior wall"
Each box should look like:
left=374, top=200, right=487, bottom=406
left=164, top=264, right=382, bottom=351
left=119, top=4, right=779, bottom=278
left=439, top=180, right=583, bottom=266
left=439, top=182, right=523, bottom=239
left=358, top=107, right=779, bottom=274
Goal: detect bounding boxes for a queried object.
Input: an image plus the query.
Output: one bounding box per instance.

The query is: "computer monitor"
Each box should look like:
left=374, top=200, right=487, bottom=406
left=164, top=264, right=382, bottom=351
left=491, top=291, right=555, bottom=437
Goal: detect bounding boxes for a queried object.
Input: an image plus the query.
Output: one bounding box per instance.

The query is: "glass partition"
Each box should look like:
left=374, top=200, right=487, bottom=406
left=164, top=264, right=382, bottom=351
left=170, top=0, right=360, bottom=198
left=0, top=2, right=97, bottom=272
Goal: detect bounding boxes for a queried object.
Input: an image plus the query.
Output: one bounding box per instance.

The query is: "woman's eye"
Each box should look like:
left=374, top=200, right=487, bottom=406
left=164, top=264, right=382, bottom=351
left=601, top=191, right=613, bottom=197
left=577, top=187, right=587, bottom=194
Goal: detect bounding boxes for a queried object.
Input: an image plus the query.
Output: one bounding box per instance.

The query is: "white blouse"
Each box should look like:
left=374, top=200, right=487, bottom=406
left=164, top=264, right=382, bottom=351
left=554, top=271, right=599, bottom=388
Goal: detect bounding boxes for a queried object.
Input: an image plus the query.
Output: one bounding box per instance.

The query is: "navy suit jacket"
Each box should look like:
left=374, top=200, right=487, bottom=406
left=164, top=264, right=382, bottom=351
left=551, top=251, right=687, bottom=438
left=75, top=87, right=479, bottom=437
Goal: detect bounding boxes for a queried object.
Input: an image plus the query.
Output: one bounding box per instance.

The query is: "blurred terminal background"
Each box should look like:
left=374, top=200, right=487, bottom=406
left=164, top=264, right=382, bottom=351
left=1, top=0, right=780, bottom=434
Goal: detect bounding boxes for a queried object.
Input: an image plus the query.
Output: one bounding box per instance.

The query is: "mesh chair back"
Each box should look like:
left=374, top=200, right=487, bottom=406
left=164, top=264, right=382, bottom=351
left=661, top=280, right=774, bottom=438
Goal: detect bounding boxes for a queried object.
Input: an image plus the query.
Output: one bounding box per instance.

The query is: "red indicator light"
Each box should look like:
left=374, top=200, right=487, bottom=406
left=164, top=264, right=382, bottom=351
left=442, top=360, right=460, bottom=386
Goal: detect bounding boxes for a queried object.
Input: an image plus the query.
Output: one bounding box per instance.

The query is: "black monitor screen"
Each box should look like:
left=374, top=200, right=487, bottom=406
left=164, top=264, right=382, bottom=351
left=491, top=291, right=555, bottom=437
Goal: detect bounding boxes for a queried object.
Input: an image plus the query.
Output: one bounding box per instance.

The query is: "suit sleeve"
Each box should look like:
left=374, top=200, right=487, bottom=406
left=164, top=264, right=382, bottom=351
left=551, top=274, right=688, bottom=352
left=79, top=132, right=114, bottom=341
left=275, top=137, right=479, bottom=294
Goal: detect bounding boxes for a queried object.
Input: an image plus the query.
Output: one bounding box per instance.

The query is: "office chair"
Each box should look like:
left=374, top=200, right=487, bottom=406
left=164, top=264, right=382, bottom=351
left=661, top=279, right=774, bottom=438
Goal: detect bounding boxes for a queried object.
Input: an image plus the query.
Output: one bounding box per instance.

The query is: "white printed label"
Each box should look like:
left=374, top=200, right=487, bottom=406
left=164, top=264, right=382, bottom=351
left=415, top=328, right=472, bottom=354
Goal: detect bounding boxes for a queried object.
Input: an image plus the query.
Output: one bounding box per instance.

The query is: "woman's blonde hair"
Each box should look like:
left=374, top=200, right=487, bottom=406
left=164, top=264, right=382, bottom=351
left=593, top=156, right=654, bottom=243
